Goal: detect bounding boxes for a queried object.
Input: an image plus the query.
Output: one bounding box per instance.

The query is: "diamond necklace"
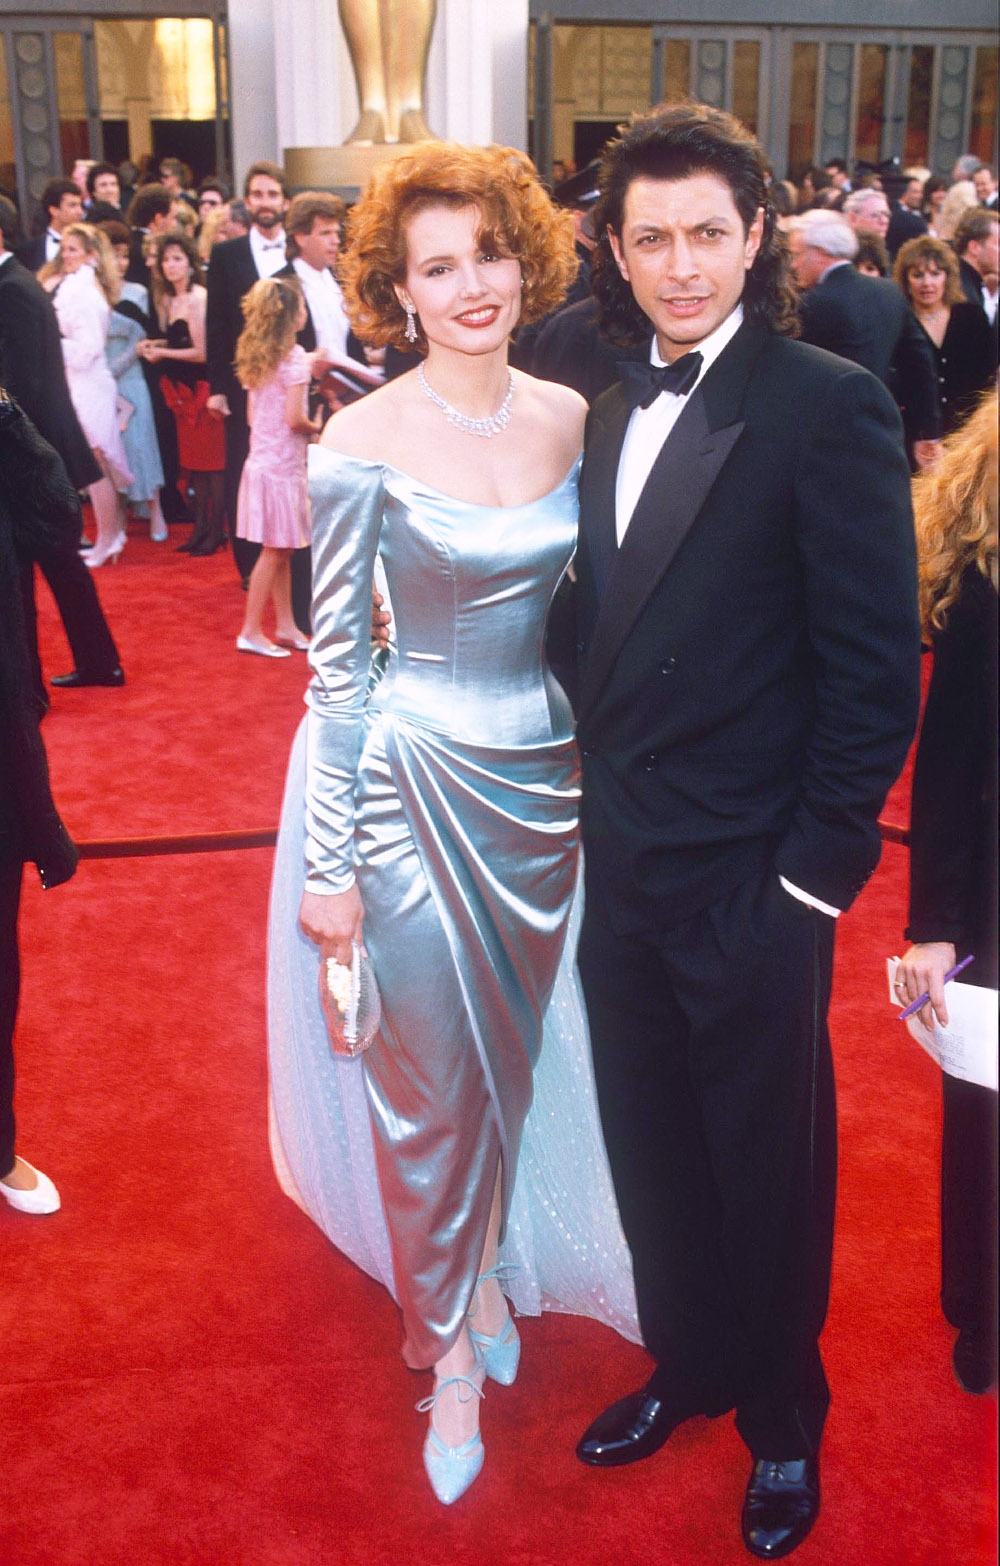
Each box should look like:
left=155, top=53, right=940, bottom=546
left=417, top=363, right=514, bottom=438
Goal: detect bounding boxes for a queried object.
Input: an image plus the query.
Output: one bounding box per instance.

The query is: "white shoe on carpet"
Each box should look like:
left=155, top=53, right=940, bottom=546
left=0, top=1158, right=61, bottom=1214
left=236, top=636, right=290, bottom=659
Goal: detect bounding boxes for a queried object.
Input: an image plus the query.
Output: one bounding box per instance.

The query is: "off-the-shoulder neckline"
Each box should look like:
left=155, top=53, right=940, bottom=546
left=310, top=445, right=581, bottom=512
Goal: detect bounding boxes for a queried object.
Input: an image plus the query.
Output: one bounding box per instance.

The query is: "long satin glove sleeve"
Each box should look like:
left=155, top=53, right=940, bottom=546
left=303, top=454, right=386, bottom=895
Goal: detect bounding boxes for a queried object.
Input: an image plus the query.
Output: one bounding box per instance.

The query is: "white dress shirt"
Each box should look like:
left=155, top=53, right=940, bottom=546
left=613, top=303, right=840, bottom=918
left=45, top=228, right=62, bottom=263
left=249, top=225, right=288, bottom=279
left=615, top=305, right=744, bottom=544
left=292, top=256, right=350, bottom=359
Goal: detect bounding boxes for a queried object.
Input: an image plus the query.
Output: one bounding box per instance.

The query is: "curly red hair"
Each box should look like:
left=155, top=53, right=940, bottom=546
left=340, top=142, right=577, bottom=351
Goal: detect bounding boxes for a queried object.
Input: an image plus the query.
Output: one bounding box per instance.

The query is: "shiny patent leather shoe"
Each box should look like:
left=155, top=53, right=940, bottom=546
left=416, top=1373, right=485, bottom=1505
left=50, top=666, right=125, bottom=688
left=741, top=1456, right=820, bottom=1559
left=468, top=1263, right=520, bottom=1385
left=576, top=1389, right=686, bottom=1467
left=953, top=1329, right=998, bottom=1394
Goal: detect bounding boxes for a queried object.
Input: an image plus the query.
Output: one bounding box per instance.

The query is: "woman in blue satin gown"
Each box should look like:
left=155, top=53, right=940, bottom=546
left=270, top=143, right=637, bottom=1503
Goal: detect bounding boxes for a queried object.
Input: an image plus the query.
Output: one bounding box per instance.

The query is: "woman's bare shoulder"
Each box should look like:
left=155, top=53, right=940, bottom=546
left=513, top=369, right=587, bottom=453
left=319, top=377, right=410, bottom=459
left=515, top=369, right=587, bottom=427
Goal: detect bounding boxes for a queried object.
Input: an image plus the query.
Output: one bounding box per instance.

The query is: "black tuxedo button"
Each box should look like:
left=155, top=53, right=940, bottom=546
left=659, top=656, right=677, bottom=674
left=644, top=752, right=658, bottom=772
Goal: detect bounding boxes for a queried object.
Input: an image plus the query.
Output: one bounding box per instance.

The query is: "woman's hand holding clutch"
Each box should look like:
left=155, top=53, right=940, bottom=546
left=299, top=884, right=365, bottom=967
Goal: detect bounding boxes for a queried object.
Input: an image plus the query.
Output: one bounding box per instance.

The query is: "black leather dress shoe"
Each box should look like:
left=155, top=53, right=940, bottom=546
left=741, top=1456, right=819, bottom=1558
left=953, top=1329, right=998, bottom=1394
left=576, top=1390, right=686, bottom=1467
left=50, top=667, right=125, bottom=689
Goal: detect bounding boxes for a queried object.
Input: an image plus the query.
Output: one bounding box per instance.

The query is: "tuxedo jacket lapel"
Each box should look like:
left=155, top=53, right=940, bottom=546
left=578, top=323, right=767, bottom=724
left=580, top=389, right=631, bottom=600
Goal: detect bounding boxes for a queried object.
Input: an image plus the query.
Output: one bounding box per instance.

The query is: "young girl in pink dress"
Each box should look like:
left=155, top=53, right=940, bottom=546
left=234, top=277, right=319, bottom=657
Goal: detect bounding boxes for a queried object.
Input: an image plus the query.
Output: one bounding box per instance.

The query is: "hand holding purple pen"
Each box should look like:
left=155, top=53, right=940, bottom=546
left=897, top=953, right=975, bottom=1022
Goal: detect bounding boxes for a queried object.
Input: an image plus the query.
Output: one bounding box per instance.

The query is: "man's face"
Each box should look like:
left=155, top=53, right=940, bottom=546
left=902, top=179, right=924, bottom=211
left=848, top=195, right=890, bottom=236
left=245, top=175, right=287, bottom=234
left=973, top=168, right=997, bottom=205
left=787, top=232, right=826, bottom=291
left=295, top=216, right=341, bottom=270
left=608, top=172, right=763, bottom=363
left=50, top=191, right=84, bottom=231
left=967, top=220, right=1000, bottom=284
left=198, top=190, right=224, bottom=219
left=159, top=168, right=182, bottom=196
left=825, top=165, right=849, bottom=190
left=92, top=171, right=121, bottom=207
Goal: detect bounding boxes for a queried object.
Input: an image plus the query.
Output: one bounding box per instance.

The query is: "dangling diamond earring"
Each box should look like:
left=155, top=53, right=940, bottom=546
left=404, top=303, right=418, bottom=344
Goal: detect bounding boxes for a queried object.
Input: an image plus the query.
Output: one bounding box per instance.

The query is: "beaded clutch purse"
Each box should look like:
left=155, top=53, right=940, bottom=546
left=319, top=943, right=382, bottom=1057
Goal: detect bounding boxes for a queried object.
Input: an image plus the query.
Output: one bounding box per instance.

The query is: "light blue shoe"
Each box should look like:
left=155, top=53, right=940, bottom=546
left=416, top=1373, right=485, bottom=1505
left=468, top=1263, right=521, bottom=1386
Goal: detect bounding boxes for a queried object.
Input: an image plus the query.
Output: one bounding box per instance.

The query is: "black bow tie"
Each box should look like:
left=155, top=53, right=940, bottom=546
left=618, top=351, right=703, bottom=411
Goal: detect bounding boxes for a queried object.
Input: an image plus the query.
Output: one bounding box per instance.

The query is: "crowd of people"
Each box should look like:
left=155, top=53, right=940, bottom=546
left=0, top=113, right=996, bottom=1559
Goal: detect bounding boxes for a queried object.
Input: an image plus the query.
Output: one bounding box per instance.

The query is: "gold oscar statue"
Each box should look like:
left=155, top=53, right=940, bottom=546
left=338, top=0, right=437, bottom=144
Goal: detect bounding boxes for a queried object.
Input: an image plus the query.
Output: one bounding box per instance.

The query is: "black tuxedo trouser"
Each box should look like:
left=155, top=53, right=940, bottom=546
left=941, top=1074, right=998, bottom=1347
left=224, top=407, right=313, bottom=636
left=0, top=858, right=23, bottom=1178
left=578, top=865, right=836, bottom=1459
left=23, top=546, right=121, bottom=689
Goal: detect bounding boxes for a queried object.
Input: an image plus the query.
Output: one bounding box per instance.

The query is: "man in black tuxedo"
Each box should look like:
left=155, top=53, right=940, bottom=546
left=571, top=105, right=921, bottom=1558
left=0, top=198, right=123, bottom=693
left=788, top=208, right=941, bottom=465
left=15, top=178, right=83, bottom=274
left=206, top=160, right=290, bottom=589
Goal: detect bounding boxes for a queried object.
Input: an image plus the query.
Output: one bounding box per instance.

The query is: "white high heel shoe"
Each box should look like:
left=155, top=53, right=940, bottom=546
left=82, top=534, right=125, bottom=568
left=416, top=1371, right=485, bottom=1505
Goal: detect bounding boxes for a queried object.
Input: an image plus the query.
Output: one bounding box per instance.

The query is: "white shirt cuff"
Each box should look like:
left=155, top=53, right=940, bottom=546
left=779, top=876, right=841, bottom=918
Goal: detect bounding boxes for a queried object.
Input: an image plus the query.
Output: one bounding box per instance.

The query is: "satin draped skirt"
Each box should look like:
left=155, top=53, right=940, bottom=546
left=268, top=718, right=639, bottom=1365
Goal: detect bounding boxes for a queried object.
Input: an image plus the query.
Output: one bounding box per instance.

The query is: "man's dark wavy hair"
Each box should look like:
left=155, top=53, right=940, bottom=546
left=591, top=101, right=799, bottom=347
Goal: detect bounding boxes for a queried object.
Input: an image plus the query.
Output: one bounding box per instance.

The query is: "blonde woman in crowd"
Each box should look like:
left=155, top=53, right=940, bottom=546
left=39, top=223, right=133, bottom=566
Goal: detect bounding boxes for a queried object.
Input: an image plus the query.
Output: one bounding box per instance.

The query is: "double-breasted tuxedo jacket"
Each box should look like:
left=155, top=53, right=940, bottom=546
left=575, top=320, right=921, bottom=933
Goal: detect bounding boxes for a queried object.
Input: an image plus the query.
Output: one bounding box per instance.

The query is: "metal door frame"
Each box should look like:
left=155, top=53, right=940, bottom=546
left=1, top=8, right=230, bottom=225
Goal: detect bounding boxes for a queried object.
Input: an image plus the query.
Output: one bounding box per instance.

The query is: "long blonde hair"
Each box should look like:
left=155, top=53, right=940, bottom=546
left=234, top=276, right=303, bottom=390
left=912, top=389, right=998, bottom=636
left=39, top=221, right=120, bottom=303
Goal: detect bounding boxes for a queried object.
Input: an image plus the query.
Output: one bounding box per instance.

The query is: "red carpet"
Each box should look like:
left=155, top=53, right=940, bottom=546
left=3, top=523, right=996, bottom=1565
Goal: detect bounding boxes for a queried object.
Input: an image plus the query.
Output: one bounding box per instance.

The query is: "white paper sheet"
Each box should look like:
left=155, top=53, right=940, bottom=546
left=886, top=958, right=998, bottom=1092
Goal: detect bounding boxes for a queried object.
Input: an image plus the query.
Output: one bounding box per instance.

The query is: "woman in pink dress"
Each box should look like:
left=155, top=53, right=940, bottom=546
left=234, top=277, right=320, bottom=657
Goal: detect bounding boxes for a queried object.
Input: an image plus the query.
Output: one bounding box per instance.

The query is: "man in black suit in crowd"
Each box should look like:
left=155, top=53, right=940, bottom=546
left=85, top=162, right=124, bottom=220
left=972, top=165, right=998, bottom=211
left=953, top=207, right=999, bottom=329
left=206, top=160, right=291, bottom=591
left=788, top=208, right=941, bottom=465
left=0, top=197, right=123, bottom=693
left=15, top=178, right=83, bottom=274
left=570, top=104, right=921, bottom=1559
left=884, top=173, right=929, bottom=260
